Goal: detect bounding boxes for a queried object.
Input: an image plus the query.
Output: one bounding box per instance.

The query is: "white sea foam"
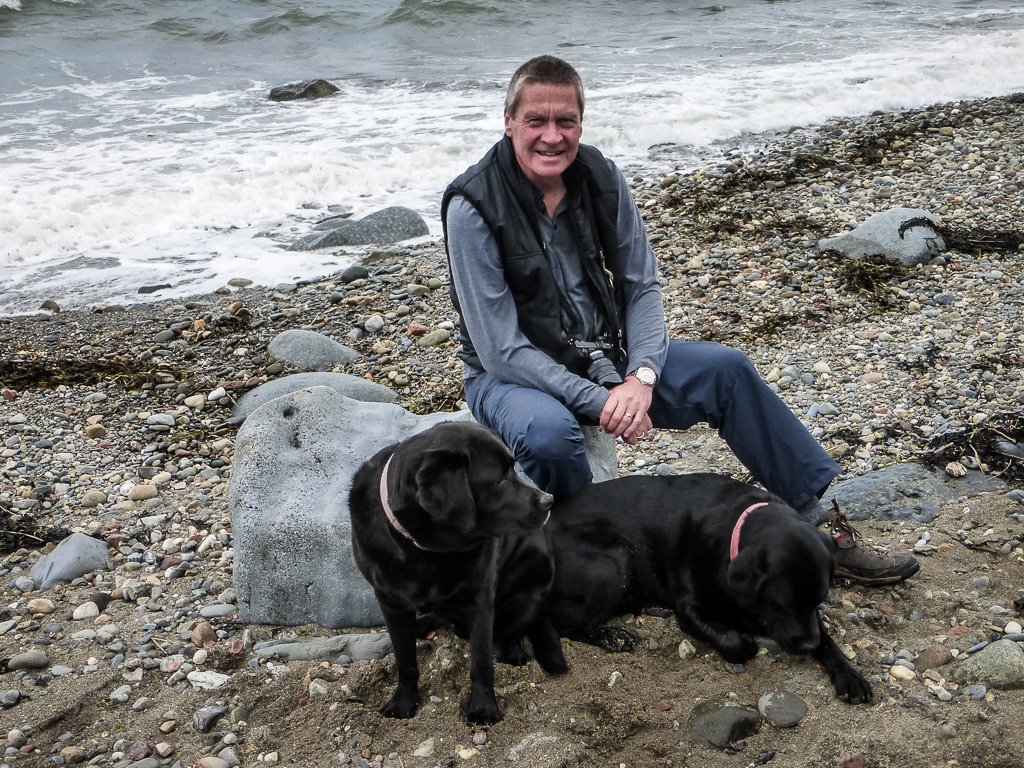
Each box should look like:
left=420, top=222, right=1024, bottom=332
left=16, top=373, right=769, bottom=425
left=1, top=5, right=1023, bottom=315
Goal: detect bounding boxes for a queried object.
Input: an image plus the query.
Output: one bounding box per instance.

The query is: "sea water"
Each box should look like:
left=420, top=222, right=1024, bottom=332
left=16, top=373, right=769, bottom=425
left=1, top=0, right=1023, bottom=315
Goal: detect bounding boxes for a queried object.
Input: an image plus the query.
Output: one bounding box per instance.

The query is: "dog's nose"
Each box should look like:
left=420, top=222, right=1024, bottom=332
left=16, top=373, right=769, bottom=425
left=538, top=492, right=554, bottom=510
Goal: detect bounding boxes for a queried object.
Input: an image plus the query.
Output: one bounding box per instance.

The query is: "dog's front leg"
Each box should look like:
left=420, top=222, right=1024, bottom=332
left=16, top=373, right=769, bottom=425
left=466, top=541, right=502, bottom=725
left=812, top=618, right=872, bottom=704
left=377, top=596, right=421, bottom=718
left=675, top=601, right=758, bottom=664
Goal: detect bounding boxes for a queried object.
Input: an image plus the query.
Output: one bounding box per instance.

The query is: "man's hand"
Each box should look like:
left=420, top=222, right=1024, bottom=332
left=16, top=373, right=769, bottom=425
left=599, top=377, right=653, bottom=444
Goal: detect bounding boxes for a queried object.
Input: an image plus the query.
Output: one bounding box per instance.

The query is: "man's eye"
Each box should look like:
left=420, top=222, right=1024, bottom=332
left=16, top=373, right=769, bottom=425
left=526, top=119, right=545, bottom=128
left=559, top=120, right=580, bottom=129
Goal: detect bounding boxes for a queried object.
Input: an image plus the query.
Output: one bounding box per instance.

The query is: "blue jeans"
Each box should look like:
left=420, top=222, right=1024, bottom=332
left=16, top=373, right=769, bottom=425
left=464, top=340, right=840, bottom=513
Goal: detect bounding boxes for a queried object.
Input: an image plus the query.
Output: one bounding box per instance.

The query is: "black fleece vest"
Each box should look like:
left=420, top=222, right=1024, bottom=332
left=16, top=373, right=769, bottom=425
left=441, top=136, right=625, bottom=374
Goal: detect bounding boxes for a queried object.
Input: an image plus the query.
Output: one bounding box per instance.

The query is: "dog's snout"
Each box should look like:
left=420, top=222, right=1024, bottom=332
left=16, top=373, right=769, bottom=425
left=538, top=492, right=554, bottom=511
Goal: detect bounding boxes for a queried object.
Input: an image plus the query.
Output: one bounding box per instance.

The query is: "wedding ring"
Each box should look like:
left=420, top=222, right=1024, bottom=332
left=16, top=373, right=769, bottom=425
left=624, top=413, right=634, bottom=419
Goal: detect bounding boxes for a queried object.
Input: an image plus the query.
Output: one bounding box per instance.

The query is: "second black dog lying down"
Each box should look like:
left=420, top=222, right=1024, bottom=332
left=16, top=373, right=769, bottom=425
left=545, top=473, right=872, bottom=704
left=348, top=422, right=567, bottom=725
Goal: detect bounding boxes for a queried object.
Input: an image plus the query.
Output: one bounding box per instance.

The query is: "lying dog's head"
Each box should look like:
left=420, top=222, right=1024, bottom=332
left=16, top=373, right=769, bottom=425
left=725, top=509, right=836, bottom=655
left=383, top=422, right=552, bottom=549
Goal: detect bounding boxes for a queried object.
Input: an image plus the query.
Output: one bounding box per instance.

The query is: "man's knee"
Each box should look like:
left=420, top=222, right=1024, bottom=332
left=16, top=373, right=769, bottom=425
left=520, top=412, right=586, bottom=461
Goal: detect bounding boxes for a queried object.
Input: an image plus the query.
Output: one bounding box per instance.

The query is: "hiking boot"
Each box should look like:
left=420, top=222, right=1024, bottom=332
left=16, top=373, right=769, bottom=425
left=820, top=500, right=920, bottom=585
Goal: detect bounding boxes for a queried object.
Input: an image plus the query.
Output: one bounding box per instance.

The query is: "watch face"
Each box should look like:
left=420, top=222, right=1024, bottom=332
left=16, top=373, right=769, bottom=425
left=633, top=367, right=656, bottom=385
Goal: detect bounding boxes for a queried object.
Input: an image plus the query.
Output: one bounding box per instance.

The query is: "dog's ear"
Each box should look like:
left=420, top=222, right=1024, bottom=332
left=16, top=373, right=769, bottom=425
left=414, top=448, right=475, bottom=532
left=726, top=548, right=767, bottom=599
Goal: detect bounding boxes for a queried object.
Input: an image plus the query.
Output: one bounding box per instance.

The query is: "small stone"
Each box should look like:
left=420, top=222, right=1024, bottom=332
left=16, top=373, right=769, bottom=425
left=916, top=645, right=955, bottom=671
left=889, top=665, right=916, bottom=681
left=72, top=602, right=100, bottom=620
left=757, top=689, right=808, bottom=727
left=191, top=621, right=217, bottom=648
left=130, top=485, right=159, bottom=501
left=84, top=423, right=107, bottom=439
left=80, top=490, right=107, bottom=508
left=8, top=650, right=48, bottom=670
left=26, top=598, right=56, bottom=615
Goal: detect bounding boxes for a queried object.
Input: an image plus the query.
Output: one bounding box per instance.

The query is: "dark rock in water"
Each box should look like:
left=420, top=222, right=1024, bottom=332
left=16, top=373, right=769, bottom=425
left=138, top=284, right=171, bottom=295
left=268, top=79, right=339, bottom=102
left=38, top=300, right=60, bottom=312
left=289, top=206, right=429, bottom=251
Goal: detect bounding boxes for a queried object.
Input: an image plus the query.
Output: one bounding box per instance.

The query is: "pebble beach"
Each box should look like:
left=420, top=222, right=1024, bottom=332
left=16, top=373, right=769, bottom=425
left=1, top=93, right=1023, bottom=767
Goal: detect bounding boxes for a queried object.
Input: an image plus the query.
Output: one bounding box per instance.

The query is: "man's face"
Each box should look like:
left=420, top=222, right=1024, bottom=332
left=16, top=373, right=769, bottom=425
left=504, top=81, right=583, bottom=189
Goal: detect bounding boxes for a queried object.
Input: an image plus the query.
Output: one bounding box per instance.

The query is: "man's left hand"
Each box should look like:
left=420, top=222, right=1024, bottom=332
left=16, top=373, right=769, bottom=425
left=599, top=377, right=653, bottom=444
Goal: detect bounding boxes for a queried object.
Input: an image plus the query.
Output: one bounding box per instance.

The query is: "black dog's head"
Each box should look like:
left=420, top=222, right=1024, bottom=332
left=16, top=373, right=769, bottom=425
left=725, top=512, right=836, bottom=655
left=385, top=422, right=553, bottom=549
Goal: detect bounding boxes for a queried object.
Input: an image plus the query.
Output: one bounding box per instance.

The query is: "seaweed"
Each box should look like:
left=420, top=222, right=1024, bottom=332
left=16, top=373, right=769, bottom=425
left=917, top=413, right=1024, bottom=483
left=834, top=255, right=912, bottom=307
left=937, top=224, right=1024, bottom=256
left=0, top=501, right=70, bottom=555
left=0, top=355, right=179, bottom=390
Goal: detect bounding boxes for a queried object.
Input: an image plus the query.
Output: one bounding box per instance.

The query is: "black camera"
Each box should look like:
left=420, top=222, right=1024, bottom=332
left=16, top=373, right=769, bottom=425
left=569, top=339, right=623, bottom=389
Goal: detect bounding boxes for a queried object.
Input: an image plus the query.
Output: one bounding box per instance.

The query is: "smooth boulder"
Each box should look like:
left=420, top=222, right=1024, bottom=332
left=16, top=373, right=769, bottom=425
left=829, top=463, right=1005, bottom=523
left=29, top=533, right=109, bottom=589
left=267, top=329, right=359, bottom=371
left=816, top=207, right=945, bottom=266
left=228, top=372, right=398, bottom=426
left=288, top=206, right=429, bottom=250
left=229, top=386, right=474, bottom=628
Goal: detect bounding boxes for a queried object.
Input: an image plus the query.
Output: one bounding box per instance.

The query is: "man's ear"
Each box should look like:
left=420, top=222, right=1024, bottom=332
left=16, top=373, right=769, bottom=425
left=504, top=110, right=513, bottom=136
left=414, top=449, right=475, bottom=533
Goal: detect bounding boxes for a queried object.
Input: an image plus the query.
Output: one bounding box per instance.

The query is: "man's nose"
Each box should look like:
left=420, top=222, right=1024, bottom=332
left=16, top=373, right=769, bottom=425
left=540, top=119, right=561, bottom=143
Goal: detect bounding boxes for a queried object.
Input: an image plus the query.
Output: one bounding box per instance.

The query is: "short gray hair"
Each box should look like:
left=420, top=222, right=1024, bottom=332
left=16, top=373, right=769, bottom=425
left=505, top=55, right=585, bottom=118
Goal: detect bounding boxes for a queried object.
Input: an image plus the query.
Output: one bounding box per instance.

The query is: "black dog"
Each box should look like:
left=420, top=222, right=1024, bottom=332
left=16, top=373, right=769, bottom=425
left=348, top=421, right=567, bottom=724
left=544, top=473, right=872, bottom=703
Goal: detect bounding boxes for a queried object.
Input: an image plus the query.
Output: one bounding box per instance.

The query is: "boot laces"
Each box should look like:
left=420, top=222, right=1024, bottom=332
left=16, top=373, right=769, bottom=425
left=822, top=498, right=862, bottom=543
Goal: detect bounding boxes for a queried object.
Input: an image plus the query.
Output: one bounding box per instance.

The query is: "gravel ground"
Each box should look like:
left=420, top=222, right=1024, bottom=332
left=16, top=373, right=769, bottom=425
left=1, top=93, right=1023, bottom=768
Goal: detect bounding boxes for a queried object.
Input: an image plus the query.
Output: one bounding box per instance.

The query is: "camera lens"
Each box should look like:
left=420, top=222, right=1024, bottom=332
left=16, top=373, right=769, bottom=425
left=586, top=350, right=623, bottom=388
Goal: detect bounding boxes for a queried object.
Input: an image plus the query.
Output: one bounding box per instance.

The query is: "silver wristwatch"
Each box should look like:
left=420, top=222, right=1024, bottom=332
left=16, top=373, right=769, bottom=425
left=629, top=366, right=658, bottom=386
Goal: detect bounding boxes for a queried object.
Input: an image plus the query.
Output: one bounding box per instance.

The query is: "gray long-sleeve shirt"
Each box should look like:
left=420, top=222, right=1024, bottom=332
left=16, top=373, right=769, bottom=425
left=446, top=156, right=668, bottom=421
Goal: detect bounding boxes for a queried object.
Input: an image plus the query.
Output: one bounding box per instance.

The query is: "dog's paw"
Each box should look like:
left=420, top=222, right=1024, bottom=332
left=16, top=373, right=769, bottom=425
left=833, top=668, right=873, bottom=705
left=496, top=641, right=530, bottom=667
left=535, top=645, right=569, bottom=675
left=467, top=695, right=503, bottom=725
left=381, top=688, right=420, bottom=719
left=716, top=631, right=759, bottom=664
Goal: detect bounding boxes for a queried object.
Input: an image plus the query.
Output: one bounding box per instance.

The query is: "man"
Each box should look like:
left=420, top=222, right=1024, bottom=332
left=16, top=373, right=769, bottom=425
left=441, top=55, right=918, bottom=585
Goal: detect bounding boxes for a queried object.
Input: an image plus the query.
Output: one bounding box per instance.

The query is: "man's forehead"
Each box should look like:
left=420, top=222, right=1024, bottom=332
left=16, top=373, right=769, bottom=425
left=516, top=82, right=580, bottom=115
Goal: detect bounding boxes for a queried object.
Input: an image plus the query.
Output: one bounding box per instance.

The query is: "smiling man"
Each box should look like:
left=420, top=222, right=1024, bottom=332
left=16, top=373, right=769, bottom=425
left=440, top=55, right=919, bottom=586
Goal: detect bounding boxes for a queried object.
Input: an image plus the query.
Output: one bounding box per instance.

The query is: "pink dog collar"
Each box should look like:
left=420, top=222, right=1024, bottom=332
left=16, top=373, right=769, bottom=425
left=729, top=502, right=770, bottom=560
left=380, top=455, right=424, bottom=549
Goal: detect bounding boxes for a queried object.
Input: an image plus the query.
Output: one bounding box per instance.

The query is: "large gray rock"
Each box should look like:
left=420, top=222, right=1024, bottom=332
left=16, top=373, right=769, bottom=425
left=817, top=207, right=945, bottom=266
left=229, top=386, right=475, bottom=628
left=289, top=206, right=429, bottom=251
left=952, top=640, right=1024, bottom=689
left=228, top=372, right=398, bottom=426
left=29, top=533, right=108, bottom=589
left=267, top=329, right=359, bottom=371
left=229, top=386, right=619, bottom=629
left=829, top=463, right=1006, bottom=523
